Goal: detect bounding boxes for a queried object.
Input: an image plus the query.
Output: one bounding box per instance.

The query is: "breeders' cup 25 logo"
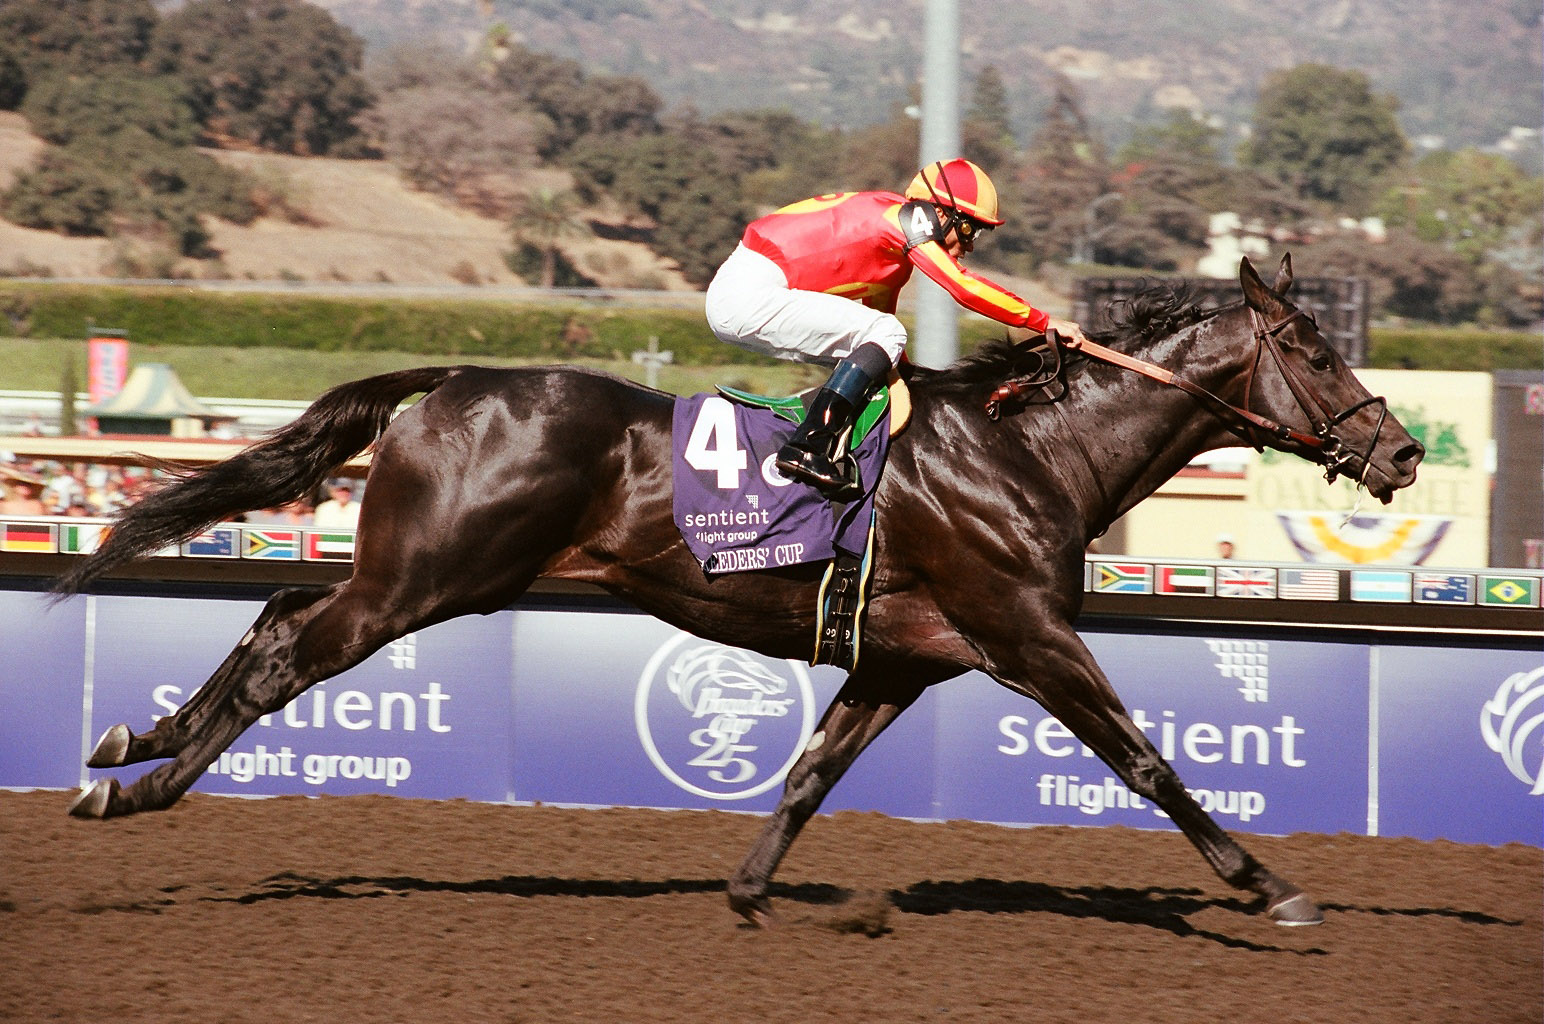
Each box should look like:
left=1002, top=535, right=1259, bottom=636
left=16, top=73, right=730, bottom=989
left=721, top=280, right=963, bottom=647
left=634, top=633, right=816, bottom=800
left=1482, top=666, right=1544, bottom=796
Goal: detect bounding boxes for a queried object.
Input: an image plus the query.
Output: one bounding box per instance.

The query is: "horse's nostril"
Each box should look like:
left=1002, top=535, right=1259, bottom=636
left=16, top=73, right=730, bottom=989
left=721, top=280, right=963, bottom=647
left=1394, top=442, right=1424, bottom=468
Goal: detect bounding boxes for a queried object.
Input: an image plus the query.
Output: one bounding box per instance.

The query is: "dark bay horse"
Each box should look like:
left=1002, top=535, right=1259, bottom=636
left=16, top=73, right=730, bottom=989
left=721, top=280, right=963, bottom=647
left=59, top=256, right=1422, bottom=928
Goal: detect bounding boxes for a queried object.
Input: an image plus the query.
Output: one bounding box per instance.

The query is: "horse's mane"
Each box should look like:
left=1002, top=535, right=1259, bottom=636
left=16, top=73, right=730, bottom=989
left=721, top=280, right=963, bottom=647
left=916, top=279, right=1224, bottom=394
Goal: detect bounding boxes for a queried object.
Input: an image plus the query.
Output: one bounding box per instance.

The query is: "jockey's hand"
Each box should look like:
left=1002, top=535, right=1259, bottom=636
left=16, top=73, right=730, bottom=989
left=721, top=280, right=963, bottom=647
left=1044, top=318, right=1088, bottom=349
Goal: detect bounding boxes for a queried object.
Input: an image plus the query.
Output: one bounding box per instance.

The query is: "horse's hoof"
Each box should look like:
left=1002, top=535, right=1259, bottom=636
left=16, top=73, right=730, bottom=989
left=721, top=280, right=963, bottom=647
left=1267, top=892, right=1324, bottom=926
left=86, top=724, right=132, bottom=768
left=68, top=778, right=119, bottom=819
left=728, top=891, right=777, bottom=929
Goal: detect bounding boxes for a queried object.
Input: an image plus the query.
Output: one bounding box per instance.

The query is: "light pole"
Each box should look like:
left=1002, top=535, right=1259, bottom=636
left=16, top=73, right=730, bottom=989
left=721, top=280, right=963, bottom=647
left=912, top=0, right=960, bottom=368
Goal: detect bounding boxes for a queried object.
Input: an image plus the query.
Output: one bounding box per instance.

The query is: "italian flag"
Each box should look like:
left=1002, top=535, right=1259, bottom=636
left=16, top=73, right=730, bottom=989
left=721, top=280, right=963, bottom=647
left=59, top=523, right=108, bottom=555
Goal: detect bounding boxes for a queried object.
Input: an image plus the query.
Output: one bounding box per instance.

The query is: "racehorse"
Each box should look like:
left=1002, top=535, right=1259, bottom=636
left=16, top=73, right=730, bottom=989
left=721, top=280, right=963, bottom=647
left=59, top=256, right=1422, bottom=928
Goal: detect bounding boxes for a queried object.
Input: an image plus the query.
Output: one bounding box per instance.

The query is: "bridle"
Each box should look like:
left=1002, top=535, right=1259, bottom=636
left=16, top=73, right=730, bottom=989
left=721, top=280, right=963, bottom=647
left=985, top=304, right=1390, bottom=488
left=1243, top=307, right=1389, bottom=487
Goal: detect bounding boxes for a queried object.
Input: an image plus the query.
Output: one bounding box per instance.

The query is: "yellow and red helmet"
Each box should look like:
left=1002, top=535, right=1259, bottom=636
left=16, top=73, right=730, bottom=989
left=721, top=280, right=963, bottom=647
left=904, top=158, right=1004, bottom=225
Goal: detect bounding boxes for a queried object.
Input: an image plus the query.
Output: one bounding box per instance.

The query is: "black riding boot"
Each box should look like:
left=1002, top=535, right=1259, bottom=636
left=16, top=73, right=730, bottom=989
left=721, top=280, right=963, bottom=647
left=776, top=346, right=888, bottom=501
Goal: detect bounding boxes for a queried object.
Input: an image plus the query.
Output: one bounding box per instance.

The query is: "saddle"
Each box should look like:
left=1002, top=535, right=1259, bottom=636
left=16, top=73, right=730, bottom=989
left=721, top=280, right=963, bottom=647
left=715, top=368, right=912, bottom=446
left=671, top=374, right=910, bottom=672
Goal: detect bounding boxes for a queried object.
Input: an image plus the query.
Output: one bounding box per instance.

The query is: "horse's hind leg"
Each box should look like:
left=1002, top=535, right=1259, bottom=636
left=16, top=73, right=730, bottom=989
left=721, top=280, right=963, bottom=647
left=1003, top=624, right=1322, bottom=926
left=84, top=588, right=330, bottom=770
left=727, top=659, right=934, bottom=925
left=70, top=580, right=416, bottom=819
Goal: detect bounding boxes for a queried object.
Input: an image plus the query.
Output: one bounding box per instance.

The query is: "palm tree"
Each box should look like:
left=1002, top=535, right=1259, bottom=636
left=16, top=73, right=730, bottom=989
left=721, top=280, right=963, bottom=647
left=509, top=187, right=590, bottom=288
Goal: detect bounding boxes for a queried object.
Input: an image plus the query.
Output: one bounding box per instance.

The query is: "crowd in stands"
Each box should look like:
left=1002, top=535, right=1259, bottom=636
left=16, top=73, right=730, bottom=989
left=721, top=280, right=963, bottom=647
left=0, top=456, right=362, bottom=527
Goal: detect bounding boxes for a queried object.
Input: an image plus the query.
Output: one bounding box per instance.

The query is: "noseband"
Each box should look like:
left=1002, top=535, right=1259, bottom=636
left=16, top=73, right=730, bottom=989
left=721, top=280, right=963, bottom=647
left=985, top=306, right=1389, bottom=487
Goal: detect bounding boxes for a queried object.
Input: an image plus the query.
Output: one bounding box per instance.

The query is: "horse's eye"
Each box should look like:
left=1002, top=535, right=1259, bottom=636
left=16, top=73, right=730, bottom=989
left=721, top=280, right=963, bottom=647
left=1310, top=354, right=1333, bottom=372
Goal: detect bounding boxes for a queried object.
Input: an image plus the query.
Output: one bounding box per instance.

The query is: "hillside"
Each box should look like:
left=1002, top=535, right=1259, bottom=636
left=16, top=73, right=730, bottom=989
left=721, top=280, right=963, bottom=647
left=0, top=112, right=692, bottom=289
left=315, top=0, right=1541, bottom=151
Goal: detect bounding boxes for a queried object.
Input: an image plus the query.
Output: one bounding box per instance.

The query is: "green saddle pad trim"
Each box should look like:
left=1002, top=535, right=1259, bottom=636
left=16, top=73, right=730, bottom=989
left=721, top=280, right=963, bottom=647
left=716, top=384, right=891, bottom=450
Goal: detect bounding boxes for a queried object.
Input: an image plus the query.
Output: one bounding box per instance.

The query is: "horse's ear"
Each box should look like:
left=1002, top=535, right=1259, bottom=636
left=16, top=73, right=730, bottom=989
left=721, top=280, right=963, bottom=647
left=1274, top=252, right=1294, bottom=294
left=1238, top=256, right=1281, bottom=313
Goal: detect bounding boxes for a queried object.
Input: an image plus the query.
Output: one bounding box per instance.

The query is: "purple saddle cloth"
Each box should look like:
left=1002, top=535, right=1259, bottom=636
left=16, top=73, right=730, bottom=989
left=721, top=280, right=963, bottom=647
left=672, top=394, right=889, bottom=575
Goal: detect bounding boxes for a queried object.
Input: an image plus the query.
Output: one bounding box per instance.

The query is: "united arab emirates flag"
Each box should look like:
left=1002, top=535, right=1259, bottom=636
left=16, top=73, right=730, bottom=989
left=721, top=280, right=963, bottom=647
left=1156, top=565, right=1214, bottom=596
left=305, top=531, right=355, bottom=561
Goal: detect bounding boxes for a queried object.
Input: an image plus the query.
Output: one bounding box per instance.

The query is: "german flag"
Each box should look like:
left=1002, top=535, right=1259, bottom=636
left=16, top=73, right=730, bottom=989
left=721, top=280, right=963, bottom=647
left=1, top=521, right=55, bottom=553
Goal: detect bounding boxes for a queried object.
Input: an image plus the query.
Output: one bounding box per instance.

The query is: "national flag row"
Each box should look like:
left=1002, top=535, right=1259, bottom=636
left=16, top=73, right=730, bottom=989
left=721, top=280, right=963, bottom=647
left=1086, top=560, right=1542, bottom=609
left=4, top=519, right=1541, bottom=608
left=0, top=520, right=356, bottom=563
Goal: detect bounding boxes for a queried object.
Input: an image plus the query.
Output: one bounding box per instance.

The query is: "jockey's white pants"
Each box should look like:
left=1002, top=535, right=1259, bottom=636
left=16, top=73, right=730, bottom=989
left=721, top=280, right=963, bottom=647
left=705, top=244, right=908, bottom=367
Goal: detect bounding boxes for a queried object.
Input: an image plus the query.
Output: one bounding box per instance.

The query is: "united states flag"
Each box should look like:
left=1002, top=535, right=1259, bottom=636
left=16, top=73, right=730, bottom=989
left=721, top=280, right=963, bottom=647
left=1279, top=568, right=1340, bottom=601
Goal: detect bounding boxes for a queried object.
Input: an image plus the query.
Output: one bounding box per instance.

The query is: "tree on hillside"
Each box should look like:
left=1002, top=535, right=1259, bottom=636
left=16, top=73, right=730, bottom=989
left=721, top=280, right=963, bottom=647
left=1304, top=229, right=1480, bottom=323
left=963, top=65, right=1016, bottom=175
left=1093, top=112, right=1228, bottom=270
left=148, top=0, right=375, bottom=157
left=993, top=75, right=1109, bottom=273
left=4, top=70, right=256, bottom=255
left=367, top=85, right=549, bottom=210
left=2, top=151, right=118, bottom=235
left=1115, top=110, right=1222, bottom=168
left=20, top=71, right=200, bottom=149
left=1369, top=148, right=1542, bottom=325
left=1244, top=64, right=1407, bottom=212
left=0, top=44, right=29, bottom=110
left=1375, top=148, right=1544, bottom=265
left=568, top=127, right=749, bottom=285
left=837, top=100, right=921, bottom=192
left=508, top=187, right=591, bottom=288
left=490, top=42, right=660, bottom=159
left=687, top=109, right=844, bottom=211
left=0, top=0, right=157, bottom=78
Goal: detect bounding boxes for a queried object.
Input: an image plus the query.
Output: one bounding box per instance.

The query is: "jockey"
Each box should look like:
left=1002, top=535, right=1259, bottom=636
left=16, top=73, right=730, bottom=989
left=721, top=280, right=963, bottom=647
left=705, top=157, right=1089, bottom=500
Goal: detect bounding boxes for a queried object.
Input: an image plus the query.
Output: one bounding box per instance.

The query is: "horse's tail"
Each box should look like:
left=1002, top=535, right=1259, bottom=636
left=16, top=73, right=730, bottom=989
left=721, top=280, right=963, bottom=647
left=52, top=365, right=461, bottom=599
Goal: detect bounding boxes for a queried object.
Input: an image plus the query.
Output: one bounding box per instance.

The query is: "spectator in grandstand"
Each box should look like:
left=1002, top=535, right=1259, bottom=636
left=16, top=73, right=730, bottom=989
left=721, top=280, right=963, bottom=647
left=313, top=481, right=360, bottom=529
left=246, top=499, right=314, bottom=526
left=0, top=477, right=47, bottom=515
left=41, top=463, right=86, bottom=513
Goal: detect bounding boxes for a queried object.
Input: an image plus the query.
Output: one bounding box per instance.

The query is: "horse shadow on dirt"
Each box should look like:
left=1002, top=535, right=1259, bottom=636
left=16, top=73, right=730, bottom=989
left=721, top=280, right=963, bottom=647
left=188, top=872, right=1523, bottom=953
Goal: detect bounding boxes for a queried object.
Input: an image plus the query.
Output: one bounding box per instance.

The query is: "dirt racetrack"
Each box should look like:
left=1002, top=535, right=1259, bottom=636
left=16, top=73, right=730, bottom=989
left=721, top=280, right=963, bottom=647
left=1, top=789, right=1537, bottom=1024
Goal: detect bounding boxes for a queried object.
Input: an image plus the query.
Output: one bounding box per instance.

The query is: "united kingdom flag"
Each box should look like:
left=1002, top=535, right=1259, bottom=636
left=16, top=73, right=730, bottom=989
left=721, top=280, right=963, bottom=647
left=1216, top=566, right=1276, bottom=599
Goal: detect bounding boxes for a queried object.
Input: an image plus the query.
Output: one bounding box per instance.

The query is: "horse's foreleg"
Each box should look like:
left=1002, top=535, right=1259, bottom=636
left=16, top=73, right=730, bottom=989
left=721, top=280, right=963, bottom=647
left=1006, top=628, right=1322, bottom=926
left=727, top=664, right=929, bottom=926
left=85, top=588, right=331, bottom=770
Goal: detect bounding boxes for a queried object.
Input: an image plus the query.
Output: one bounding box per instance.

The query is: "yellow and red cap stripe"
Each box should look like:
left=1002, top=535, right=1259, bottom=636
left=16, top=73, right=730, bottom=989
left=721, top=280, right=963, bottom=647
left=904, top=159, right=1004, bottom=225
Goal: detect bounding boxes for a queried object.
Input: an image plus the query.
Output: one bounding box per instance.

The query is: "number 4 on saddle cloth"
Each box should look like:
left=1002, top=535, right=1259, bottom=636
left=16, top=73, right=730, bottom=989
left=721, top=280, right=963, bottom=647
left=671, top=376, right=910, bottom=670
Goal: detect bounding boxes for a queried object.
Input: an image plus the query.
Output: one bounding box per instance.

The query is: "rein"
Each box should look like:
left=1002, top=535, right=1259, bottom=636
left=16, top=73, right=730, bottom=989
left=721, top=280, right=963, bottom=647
left=984, top=308, right=1389, bottom=487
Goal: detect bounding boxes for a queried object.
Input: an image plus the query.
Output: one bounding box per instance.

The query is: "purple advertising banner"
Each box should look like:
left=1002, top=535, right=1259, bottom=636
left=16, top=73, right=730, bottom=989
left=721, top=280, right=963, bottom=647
left=933, top=633, right=1372, bottom=837
left=508, top=610, right=938, bottom=817
left=86, top=595, right=515, bottom=802
left=1375, top=645, right=1543, bottom=845
left=0, top=591, right=87, bottom=789
left=5, top=582, right=1537, bottom=849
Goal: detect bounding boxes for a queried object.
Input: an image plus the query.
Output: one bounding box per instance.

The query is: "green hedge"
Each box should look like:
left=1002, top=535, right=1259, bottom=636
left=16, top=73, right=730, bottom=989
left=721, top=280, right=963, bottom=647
left=1366, top=327, right=1542, bottom=372
left=0, top=281, right=1014, bottom=364
left=2, top=281, right=1530, bottom=371
left=0, top=283, right=760, bottom=363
